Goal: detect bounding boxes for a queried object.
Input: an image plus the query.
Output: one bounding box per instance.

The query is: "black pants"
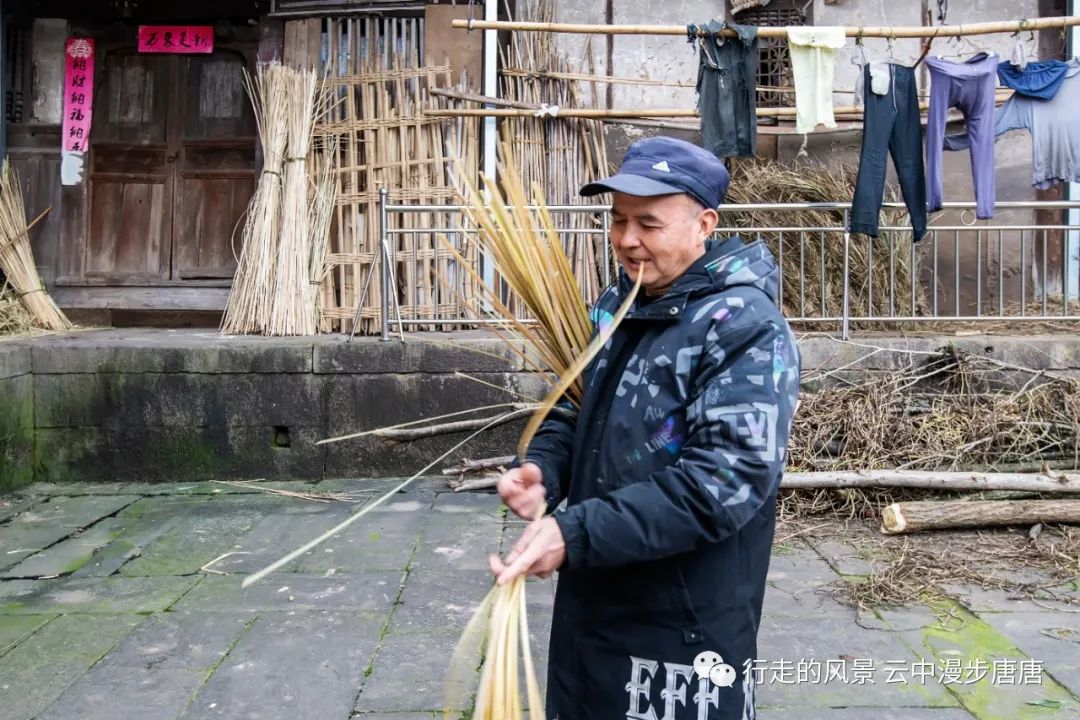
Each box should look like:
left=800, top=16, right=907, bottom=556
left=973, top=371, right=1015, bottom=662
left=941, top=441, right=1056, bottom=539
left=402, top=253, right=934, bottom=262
left=849, top=63, right=928, bottom=241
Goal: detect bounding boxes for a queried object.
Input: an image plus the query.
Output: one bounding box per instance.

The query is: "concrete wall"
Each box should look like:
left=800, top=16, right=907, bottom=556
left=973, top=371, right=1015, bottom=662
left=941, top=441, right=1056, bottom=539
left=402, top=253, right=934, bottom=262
left=2, top=330, right=1080, bottom=485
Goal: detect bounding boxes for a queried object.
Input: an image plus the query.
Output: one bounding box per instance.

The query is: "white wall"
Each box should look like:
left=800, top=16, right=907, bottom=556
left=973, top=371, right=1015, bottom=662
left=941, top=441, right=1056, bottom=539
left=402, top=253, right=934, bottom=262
left=552, top=0, right=1042, bottom=110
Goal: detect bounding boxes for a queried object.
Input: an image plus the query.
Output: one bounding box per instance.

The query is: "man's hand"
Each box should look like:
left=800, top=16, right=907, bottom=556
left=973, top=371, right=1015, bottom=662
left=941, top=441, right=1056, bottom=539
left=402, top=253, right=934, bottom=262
left=496, top=462, right=545, bottom=521
left=489, top=517, right=566, bottom=585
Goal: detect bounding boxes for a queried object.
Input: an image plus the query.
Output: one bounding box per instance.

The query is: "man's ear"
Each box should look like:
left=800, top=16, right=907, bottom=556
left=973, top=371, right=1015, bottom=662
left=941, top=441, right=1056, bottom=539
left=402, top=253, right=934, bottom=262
left=699, top=208, right=719, bottom=239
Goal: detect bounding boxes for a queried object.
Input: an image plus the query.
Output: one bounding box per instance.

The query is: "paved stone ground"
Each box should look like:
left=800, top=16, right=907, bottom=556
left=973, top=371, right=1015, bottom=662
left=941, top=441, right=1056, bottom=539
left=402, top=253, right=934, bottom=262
left=1, top=479, right=1078, bottom=720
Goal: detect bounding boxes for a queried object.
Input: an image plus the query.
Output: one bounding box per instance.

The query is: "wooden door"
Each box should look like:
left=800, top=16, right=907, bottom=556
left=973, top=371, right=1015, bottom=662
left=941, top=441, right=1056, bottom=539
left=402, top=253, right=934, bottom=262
left=86, top=49, right=172, bottom=281
left=85, top=44, right=255, bottom=284
left=172, top=49, right=256, bottom=280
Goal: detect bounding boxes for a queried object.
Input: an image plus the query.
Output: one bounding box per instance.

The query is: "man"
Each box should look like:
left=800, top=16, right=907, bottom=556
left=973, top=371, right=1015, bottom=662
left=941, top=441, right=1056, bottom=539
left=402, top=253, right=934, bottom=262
left=491, top=136, right=800, bottom=720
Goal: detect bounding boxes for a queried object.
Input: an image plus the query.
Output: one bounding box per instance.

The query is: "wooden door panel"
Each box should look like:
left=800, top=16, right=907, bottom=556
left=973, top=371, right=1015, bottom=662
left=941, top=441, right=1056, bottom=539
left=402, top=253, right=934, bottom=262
left=87, top=181, right=167, bottom=278
left=174, top=175, right=254, bottom=279
left=96, top=54, right=166, bottom=145
left=84, top=50, right=171, bottom=283
left=173, top=50, right=256, bottom=280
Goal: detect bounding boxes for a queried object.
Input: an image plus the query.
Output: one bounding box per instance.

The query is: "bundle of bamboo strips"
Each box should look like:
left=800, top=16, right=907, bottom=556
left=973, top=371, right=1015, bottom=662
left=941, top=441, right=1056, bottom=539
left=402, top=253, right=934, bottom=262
left=268, top=67, right=321, bottom=336
left=223, top=64, right=289, bottom=335
left=441, top=149, right=641, bottom=719
left=223, top=63, right=333, bottom=336
left=0, top=161, right=71, bottom=331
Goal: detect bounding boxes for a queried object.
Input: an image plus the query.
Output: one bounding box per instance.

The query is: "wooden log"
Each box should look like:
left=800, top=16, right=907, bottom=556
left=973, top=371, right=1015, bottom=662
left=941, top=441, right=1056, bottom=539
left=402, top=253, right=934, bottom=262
left=783, top=470, right=1080, bottom=494
left=881, top=500, right=1080, bottom=534
left=451, top=16, right=1080, bottom=40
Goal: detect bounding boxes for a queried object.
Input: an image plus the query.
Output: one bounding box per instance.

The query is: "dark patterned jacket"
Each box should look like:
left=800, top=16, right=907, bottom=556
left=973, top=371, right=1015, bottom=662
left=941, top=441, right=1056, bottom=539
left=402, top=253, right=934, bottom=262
left=523, top=237, right=800, bottom=720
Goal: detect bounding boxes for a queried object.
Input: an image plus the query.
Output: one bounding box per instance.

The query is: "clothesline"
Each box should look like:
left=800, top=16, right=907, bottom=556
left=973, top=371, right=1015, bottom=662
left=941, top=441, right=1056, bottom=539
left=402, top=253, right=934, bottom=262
left=452, top=15, right=1080, bottom=39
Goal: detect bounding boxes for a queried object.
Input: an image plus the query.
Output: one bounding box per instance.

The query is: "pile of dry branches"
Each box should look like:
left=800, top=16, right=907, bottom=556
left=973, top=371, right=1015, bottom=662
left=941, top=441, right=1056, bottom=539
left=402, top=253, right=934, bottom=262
left=790, top=345, right=1080, bottom=474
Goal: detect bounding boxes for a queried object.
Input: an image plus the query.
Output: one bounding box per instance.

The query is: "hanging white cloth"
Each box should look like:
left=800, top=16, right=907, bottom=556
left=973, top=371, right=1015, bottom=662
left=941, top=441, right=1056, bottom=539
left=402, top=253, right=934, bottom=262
left=787, top=26, right=847, bottom=134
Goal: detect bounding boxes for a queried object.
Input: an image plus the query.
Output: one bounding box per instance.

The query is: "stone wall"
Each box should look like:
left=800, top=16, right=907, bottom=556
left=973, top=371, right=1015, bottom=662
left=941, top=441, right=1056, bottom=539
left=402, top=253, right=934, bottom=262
left=2, top=330, right=1079, bottom=486
left=0, top=344, right=34, bottom=491
left=15, top=331, right=541, bottom=484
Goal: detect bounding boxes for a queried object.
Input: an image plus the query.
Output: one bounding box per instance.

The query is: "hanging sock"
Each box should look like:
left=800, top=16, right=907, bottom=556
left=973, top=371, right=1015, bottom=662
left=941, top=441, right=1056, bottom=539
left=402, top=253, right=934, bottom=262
left=997, top=59, right=1070, bottom=100
left=787, top=26, right=846, bottom=134
left=947, top=58, right=1080, bottom=190
left=925, top=53, right=998, bottom=220
left=850, top=63, right=927, bottom=242
left=694, top=20, right=759, bottom=158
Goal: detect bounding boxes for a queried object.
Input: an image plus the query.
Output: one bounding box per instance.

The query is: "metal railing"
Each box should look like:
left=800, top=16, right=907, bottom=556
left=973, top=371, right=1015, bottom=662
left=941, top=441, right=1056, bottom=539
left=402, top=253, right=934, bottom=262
left=371, top=189, right=1080, bottom=340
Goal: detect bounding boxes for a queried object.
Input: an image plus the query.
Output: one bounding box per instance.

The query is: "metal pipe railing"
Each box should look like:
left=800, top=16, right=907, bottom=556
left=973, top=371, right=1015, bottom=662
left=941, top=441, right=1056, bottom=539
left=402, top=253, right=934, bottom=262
left=372, top=193, right=1080, bottom=339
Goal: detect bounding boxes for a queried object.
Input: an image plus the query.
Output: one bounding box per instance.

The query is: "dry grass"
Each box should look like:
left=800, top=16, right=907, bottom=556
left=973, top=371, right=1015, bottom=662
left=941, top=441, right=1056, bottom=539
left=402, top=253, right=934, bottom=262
left=0, top=280, right=35, bottom=336
left=720, top=160, right=926, bottom=328
left=779, top=518, right=1080, bottom=612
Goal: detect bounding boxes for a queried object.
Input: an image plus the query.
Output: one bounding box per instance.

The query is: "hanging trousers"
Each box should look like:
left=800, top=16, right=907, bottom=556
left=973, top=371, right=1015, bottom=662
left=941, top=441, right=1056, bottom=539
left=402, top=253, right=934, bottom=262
left=926, top=53, right=998, bottom=219
left=849, top=63, right=927, bottom=241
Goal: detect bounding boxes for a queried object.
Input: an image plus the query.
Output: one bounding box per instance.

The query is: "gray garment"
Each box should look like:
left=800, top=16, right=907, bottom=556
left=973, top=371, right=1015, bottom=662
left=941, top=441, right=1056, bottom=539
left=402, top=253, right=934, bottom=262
left=695, top=20, right=758, bottom=158
left=947, top=58, right=1080, bottom=190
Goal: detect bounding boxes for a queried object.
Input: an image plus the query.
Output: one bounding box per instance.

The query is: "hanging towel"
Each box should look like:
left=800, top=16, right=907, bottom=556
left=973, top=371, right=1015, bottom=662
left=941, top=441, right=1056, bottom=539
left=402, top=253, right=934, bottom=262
left=996, top=59, right=1070, bottom=100
left=925, top=53, right=998, bottom=220
left=695, top=20, right=759, bottom=158
left=787, top=26, right=847, bottom=134
left=947, top=58, right=1080, bottom=190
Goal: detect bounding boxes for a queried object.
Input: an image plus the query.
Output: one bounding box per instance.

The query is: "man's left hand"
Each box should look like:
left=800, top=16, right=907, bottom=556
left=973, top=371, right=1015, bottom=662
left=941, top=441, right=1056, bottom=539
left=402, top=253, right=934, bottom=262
left=489, top=517, right=566, bottom=585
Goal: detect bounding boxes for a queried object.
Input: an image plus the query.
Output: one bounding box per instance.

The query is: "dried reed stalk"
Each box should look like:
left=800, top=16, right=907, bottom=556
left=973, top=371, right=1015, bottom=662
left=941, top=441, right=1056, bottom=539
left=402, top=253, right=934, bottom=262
left=223, top=63, right=289, bottom=335
left=0, top=162, right=71, bottom=331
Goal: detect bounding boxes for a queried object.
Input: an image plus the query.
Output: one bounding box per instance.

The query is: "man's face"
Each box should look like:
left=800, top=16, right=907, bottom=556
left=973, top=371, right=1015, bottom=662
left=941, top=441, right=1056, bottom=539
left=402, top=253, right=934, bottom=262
left=609, top=192, right=718, bottom=296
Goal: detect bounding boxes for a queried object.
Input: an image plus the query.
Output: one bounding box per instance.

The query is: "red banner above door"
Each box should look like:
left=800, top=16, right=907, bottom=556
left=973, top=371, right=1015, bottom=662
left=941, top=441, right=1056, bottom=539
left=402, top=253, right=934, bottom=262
left=138, top=26, right=214, bottom=54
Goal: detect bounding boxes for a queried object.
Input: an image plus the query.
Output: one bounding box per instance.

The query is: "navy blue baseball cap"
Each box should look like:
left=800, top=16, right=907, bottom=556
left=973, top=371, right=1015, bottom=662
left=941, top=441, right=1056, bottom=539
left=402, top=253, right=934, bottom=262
left=580, top=136, right=730, bottom=209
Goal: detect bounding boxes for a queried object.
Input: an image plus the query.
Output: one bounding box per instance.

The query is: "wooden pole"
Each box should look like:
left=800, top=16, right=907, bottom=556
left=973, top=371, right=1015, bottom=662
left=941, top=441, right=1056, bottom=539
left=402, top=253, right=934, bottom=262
left=881, top=500, right=1080, bottom=534
left=452, top=15, right=1080, bottom=39
left=426, top=102, right=936, bottom=119
left=785, top=470, right=1080, bottom=494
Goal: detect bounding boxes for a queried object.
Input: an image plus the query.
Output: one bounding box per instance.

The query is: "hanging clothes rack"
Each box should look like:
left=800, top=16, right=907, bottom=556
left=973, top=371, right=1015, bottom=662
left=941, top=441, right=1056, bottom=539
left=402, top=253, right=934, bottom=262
left=451, top=15, right=1080, bottom=39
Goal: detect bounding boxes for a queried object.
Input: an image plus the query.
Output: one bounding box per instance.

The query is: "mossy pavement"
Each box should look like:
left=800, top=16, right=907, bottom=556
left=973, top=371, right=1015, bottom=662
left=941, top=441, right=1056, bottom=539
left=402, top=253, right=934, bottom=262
left=0, top=479, right=1077, bottom=719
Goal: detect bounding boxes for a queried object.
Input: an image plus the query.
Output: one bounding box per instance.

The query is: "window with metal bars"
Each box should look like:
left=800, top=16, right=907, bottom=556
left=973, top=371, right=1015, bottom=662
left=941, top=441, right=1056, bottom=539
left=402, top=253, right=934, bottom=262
left=5, top=23, right=28, bottom=124
left=729, top=0, right=810, bottom=114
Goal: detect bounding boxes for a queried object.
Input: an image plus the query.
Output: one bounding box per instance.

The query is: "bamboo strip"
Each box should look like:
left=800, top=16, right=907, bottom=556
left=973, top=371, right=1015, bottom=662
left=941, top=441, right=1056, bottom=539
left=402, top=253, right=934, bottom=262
left=452, top=15, right=1080, bottom=39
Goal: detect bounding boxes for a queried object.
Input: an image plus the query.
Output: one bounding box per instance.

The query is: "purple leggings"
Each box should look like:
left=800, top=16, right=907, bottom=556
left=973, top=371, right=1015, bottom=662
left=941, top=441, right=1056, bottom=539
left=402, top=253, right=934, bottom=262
left=926, top=53, right=998, bottom=219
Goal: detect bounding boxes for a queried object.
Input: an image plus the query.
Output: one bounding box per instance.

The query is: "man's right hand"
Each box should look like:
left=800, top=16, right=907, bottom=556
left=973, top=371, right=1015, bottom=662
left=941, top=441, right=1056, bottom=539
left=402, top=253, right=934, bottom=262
left=497, top=462, right=546, bottom=521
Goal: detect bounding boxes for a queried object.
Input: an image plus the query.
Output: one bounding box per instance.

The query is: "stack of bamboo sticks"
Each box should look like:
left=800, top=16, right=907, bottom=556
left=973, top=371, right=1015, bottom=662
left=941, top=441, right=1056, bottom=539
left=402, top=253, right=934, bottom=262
left=222, top=63, right=333, bottom=336
left=307, top=14, right=483, bottom=335
left=500, top=0, right=612, bottom=306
